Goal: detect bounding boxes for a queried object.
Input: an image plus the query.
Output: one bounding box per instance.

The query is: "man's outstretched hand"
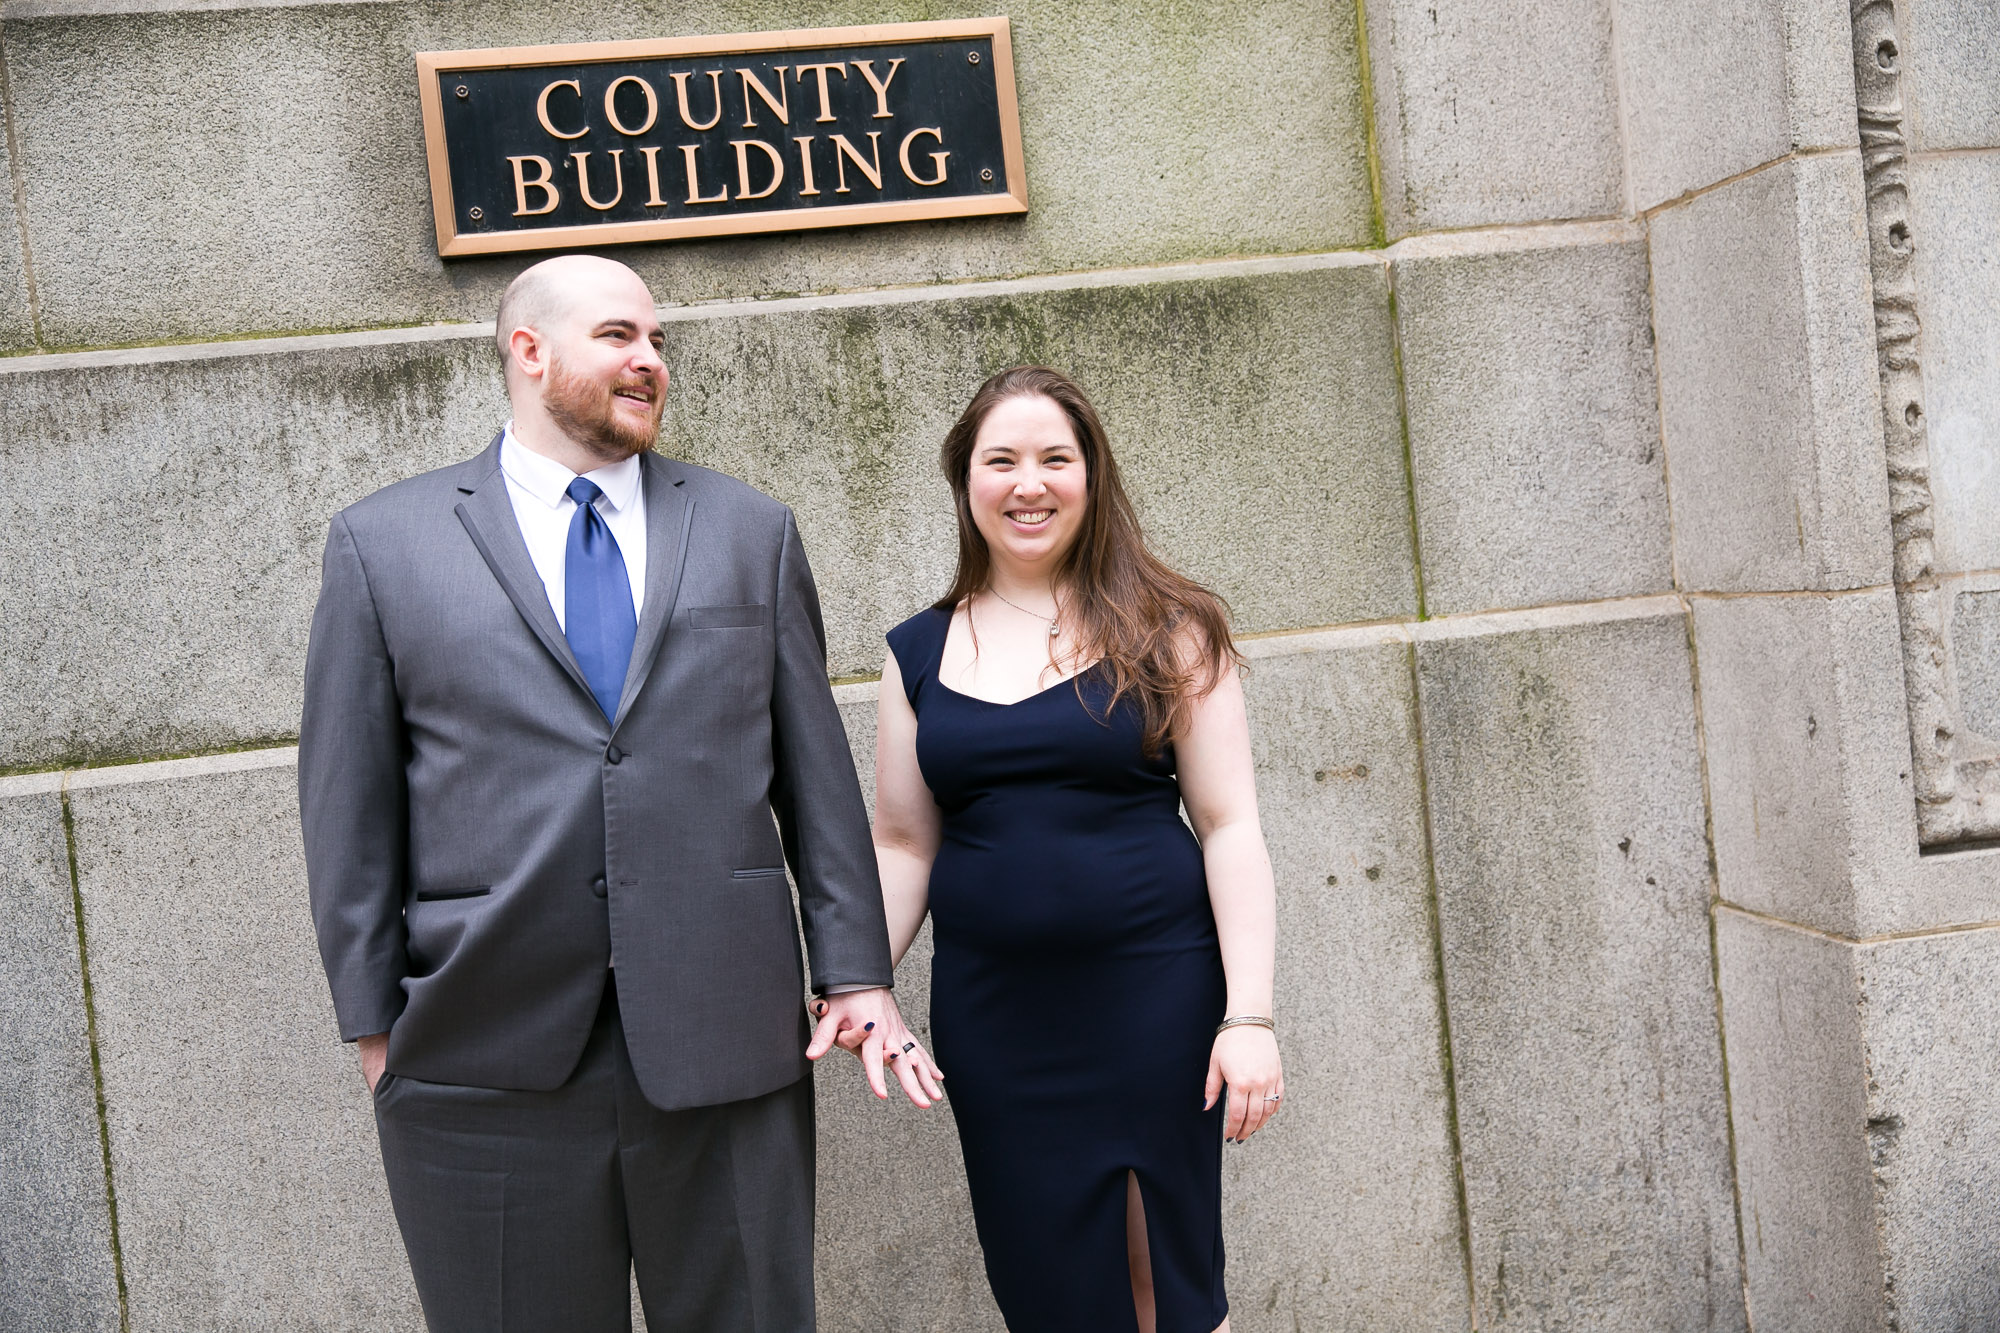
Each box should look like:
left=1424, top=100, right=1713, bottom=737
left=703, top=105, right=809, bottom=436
left=806, top=987, right=944, bottom=1109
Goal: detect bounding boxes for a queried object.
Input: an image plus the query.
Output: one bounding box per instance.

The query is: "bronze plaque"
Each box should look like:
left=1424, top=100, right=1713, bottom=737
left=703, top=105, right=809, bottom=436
left=416, top=19, right=1027, bottom=257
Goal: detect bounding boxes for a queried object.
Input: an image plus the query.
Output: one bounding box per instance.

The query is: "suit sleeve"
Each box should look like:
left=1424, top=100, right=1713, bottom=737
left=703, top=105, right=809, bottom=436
left=298, top=512, right=410, bottom=1040
left=768, top=508, right=894, bottom=993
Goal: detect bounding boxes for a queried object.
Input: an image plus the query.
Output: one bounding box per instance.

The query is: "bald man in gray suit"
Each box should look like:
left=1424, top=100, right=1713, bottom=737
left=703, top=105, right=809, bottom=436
left=300, top=256, right=939, bottom=1332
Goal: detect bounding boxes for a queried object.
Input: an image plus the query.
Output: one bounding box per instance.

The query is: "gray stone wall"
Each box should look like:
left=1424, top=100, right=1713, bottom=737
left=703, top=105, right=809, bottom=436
left=4, top=1, right=1997, bottom=1331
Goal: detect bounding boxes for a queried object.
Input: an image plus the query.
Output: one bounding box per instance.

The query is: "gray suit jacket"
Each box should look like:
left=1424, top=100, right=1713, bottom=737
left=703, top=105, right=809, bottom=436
left=299, top=435, right=890, bottom=1111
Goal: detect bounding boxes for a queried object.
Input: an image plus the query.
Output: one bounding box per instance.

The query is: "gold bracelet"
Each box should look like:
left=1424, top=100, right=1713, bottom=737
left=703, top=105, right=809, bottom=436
left=1215, top=1015, right=1275, bottom=1035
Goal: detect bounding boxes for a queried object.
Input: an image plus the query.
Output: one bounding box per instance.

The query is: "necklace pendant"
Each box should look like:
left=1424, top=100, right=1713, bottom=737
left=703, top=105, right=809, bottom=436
left=1050, top=623, right=1061, bottom=638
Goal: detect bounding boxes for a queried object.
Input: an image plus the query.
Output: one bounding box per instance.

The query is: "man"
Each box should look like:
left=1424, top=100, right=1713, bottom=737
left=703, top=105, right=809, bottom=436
left=299, top=254, right=937, bottom=1332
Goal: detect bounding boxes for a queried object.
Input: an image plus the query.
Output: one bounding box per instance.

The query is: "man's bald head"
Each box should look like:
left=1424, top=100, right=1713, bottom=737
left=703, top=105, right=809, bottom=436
left=495, top=255, right=654, bottom=380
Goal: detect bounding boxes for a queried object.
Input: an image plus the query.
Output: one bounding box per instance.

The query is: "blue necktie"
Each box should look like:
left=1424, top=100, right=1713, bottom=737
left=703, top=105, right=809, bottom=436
left=563, top=478, right=637, bottom=722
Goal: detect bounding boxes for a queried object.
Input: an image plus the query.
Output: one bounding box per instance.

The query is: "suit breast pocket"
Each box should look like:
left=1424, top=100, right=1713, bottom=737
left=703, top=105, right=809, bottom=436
left=688, top=603, right=768, bottom=630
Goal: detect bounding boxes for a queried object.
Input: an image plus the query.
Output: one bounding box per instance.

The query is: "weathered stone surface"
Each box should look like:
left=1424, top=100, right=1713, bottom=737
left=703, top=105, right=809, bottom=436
left=66, top=753, right=424, bottom=1332
left=1, top=0, right=1374, bottom=347
left=1394, top=228, right=1670, bottom=615
left=1692, top=587, right=2000, bottom=937
left=1907, top=154, right=2000, bottom=574
left=0, top=260, right=1412, bottom=771
left=1651, top=152, right=1889, bottom=593
left=0, top=124, right=34, bottom=353
left=1226, top=630, right=1470, bottom=1331
left=1900, top=0, right=2000, bottom=152
left=1415, top=604, right=1745, bottom=1332
left=1713, top=908, right=1886, bottom=1333
left=1691, top=590, right=1904, bottom=937
left=666, top=262, right=1412, bottom=696
left=1617, top=0, right=1856, bottom=210
left=1860, top=924, right=2000, bottom=1332
left=1364, top=0, right=1621, bottom=235
left=0, top=330, right=501, bottom=772
left=0, top=780, right=122, bottom=1333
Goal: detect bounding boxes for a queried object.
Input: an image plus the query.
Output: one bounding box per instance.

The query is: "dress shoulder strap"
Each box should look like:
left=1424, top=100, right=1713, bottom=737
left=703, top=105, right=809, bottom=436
left=885, top=605, right=952, bottom=707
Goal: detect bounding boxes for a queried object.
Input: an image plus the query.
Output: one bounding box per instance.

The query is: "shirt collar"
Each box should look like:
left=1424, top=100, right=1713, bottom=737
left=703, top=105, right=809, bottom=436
left=500, top=423, right=644, bottom=513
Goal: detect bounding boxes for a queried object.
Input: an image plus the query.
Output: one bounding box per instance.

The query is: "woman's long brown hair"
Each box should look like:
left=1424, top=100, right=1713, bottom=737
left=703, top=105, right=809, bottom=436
left=935, top=365, right=1242, bottom=756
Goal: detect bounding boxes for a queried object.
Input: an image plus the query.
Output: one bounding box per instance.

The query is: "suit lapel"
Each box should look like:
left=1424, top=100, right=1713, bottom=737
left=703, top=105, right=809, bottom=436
left=453, top=434, right=596, bottom=704
left=613, top=451, right=694, bottom=729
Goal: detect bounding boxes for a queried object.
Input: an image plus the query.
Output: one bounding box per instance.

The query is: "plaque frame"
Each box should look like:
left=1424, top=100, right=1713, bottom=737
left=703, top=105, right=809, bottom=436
left=416, top=18, right=1028, bottom=257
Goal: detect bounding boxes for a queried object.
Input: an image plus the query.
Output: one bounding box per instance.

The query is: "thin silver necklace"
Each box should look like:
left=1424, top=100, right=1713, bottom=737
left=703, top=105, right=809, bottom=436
left=986, top=586, right=1062, bottom=638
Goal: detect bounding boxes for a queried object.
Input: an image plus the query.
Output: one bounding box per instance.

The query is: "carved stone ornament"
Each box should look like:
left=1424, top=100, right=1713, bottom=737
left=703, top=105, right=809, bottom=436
left=1851, top=0, right=2000, bottom=843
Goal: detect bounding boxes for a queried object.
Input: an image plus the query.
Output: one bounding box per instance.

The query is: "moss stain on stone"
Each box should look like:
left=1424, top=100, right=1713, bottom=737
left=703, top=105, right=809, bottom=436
left=1351, top=0, right=1391, bottom=249
left=60, top=790, right=131, bottom=1333
left=1402, top=638, right=1481, bottom=1324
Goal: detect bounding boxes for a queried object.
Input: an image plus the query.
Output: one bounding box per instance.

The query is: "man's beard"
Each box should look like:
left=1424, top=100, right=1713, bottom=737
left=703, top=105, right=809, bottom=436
left=542, top=355, right=662, bottom=462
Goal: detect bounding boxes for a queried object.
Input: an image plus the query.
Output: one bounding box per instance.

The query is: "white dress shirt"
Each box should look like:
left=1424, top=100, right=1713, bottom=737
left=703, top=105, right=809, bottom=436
left=500, top=425, right=647, bottom=629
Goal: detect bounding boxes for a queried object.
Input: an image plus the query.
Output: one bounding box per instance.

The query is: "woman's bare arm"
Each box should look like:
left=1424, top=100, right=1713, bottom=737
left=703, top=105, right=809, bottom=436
left=1176, top=661, right=1284, bottom=1143
left=874, top=649, right=944, bottom=968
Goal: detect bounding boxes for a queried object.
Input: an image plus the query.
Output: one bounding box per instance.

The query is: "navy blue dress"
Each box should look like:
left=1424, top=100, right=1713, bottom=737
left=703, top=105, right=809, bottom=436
left=888, top=607, right=1228, bottom=1333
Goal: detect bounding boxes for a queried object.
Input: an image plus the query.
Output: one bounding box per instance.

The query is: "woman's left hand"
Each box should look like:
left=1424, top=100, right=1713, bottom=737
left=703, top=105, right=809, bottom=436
left=1204, top=1026, right=1284, bottom=1144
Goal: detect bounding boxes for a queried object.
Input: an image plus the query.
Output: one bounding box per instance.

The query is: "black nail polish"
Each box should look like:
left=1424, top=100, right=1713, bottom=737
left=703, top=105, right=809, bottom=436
left=864, top=1022, right=876, bottom=1031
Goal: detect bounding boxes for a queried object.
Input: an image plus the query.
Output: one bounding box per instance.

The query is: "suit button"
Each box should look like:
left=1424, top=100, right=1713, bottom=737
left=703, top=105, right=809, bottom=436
left=591, top=876, right=608, bottom=899
left=606, top=744, right=623, bottom=764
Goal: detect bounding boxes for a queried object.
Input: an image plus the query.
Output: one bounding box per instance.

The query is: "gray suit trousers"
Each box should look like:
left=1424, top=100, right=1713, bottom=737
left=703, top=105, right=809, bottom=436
left=373, top=975, right=814, bottom=1333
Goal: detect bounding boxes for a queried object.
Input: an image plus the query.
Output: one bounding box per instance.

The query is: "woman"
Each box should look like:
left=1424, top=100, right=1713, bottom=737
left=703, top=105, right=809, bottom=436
left=869, top=365, right=1283, bottom=1332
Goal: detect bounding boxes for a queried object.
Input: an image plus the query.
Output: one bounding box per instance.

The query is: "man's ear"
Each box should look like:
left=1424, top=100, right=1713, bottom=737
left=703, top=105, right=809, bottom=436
left=508, top=326, right=548, bottom=382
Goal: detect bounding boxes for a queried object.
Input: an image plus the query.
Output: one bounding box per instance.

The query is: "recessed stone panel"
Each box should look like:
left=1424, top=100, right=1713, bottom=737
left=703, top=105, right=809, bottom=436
left=1901, top=0, right=2000, bottom=152
left=1907, top=154, right=2000, bottom=575
left=1365, top=0, right=1622, bottom=234
left=1394, top=230, right=1670, bottom=615
left=0, top=261, right=1413, bottom=772
left=1651, top=153, right=1890, bottom=593
left=0, top=782, right=122, bottom=1333
left=1415, top=606, right=1745, bottom=1332
left=1, top=0, right=1375, bottom=347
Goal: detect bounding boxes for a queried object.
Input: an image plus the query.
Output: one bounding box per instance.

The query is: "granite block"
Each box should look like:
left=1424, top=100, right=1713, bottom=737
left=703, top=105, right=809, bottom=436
left=1859, top=923, right=2000, bottom=1332
left=1617, top=0, right=1856, bottom=209
left=1224, top=630, right=1469, bottom=1330
left=1365, top=0, right=1622, bottom=235
left=1692, top=587, right=2000, bottom=937
left=0, top=783, right=122, bottom=1333
left=66, top=757, right=423, bottom=1331
left=1416, top=606, right=1745, bottom=1331
left=1651, top=153, right=1890, bottom=593
left=1394, top=229, right=1670, bottom=615
left=1713, top=908, right=1886, bottom=1333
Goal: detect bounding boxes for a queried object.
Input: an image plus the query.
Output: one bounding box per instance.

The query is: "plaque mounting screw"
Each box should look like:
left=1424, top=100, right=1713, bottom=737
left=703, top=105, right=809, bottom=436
left=455, top=84, right=470, bottom=99
left=980, top=168, right=994, bottom=182
left=967, top=51, right=981, bottom=64
left=468, top=206, right=484, bottom=221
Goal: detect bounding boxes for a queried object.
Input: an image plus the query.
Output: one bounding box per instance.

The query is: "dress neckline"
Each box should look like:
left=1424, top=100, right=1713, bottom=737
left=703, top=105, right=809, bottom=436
left=932, top=604, right=1099, bottom=707
left=932, top=666, right=1097, bottom=709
